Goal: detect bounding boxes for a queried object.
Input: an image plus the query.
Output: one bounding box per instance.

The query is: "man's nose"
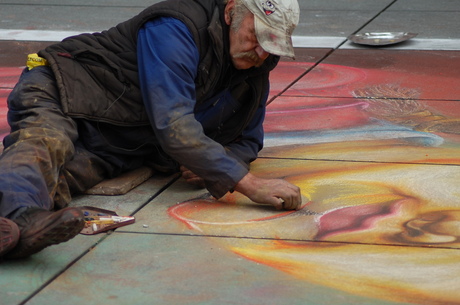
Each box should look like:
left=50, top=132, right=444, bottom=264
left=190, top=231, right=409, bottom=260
left=255, top=45, right=269, bottom=60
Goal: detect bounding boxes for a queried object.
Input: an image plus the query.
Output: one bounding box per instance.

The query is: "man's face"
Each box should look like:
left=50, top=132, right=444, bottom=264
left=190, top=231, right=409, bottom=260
left=225, top=3, right=270, bottom=70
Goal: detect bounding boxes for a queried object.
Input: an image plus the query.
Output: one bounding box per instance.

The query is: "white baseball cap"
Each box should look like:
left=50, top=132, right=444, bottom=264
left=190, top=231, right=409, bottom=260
left=241, top=0, right=300, bottom=59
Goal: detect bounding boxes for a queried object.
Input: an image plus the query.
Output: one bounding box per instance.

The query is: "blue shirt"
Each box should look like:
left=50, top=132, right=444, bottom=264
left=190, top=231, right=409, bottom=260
left=137, top=17, right=265, bottom=197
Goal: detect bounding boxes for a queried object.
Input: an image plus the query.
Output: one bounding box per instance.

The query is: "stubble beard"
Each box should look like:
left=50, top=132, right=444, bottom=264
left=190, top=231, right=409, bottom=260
left=233, top=50, right=265, bottom=68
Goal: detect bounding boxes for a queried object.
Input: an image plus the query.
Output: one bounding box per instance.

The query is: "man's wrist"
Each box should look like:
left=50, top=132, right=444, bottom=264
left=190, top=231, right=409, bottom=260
left=234, top=172, right=255, bottom=195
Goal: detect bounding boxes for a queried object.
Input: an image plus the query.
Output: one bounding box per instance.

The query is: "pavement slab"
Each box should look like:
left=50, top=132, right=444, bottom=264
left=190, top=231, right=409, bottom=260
left=358, top=11, right=459, bottom=39
left=299, top=0, right=395, bottom=11
left=24, top=232, right=444, bottom=305
left=295, top=0, right=394, bottom=37
left=296, top=10, right=384, bottom=38
left=71, top=173, right=176, bottom=217
left=261, top=95, right=460, bottom=159
left=267, top=48, right=332, bottom=100
left=0, top=41, right=54, bottom=67
left=0, top=5, right=145, bottom=32
left=0, top=173, right=175, bottom=305
left=387, top=0, right=460, bottom=12
left=0, top=234, right=103, bottom=305
left=284, top=49, right=460, bottom=100
left=123, top=157, right=460, bottom=249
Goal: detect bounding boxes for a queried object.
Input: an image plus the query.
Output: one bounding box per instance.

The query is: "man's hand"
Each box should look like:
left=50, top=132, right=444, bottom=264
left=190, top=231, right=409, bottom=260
left=234, top=172, right=302, bottom=210
left=180, top=166, right=206, bottom=188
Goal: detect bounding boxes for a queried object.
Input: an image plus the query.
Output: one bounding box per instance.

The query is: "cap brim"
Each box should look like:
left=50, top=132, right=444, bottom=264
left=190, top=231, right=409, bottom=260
left=254, top=16, right=296, bottom=59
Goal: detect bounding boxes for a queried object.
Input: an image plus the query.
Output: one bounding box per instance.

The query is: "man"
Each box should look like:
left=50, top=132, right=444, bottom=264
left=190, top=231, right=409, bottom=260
left=0, top=0, right=301, bottom=259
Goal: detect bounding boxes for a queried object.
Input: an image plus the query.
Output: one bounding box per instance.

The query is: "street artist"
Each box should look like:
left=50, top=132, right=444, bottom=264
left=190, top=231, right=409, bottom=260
left=0, top=0, right=301, bottom=259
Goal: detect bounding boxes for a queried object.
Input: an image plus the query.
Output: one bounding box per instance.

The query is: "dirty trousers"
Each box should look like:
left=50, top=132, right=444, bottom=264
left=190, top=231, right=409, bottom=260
left=0, top=67, right=120, bottom=218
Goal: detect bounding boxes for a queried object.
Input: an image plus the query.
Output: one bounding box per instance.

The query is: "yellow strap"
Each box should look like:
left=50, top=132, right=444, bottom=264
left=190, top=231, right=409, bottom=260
left=26, top=53, right=49, bottom=70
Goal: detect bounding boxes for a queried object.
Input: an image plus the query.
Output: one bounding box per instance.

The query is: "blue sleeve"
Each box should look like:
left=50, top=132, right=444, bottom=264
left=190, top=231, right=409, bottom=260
left=137, top=18, right=249, bottom=198
left=225, top=94, right=266, bottom=166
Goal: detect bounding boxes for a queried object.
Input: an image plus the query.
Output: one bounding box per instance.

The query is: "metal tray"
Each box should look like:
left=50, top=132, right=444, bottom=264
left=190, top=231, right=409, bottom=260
left=348, top=32, right=418, bottom=46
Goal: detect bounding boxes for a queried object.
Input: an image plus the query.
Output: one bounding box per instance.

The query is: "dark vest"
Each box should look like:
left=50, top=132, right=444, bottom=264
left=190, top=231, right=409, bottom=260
left=39, top=0, right=278, bottom=142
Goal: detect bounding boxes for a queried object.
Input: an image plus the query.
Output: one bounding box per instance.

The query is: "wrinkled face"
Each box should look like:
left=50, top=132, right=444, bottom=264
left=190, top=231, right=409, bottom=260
left=225, top=2, right=270, bottom=70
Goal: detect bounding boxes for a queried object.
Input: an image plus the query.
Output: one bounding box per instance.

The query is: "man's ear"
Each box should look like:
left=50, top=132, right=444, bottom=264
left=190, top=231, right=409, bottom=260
left=224, top=0, right=235, bottom=25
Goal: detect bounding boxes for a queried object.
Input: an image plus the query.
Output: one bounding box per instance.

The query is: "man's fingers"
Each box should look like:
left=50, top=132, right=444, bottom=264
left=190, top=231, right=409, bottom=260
left=180, top=166, right=206, bottom=188
left=277, top=196, right=296, bottom=210
left=181, top=167, right=198, bottom=180
left=273, top=197, right=284, bottom=210
left=184, top=175, right=206, bottom=188
left=182, top=170, right=195, bottom=180
left=234, top=173, right=302, bottom=210
left=276, top=184, right=302, bottom=210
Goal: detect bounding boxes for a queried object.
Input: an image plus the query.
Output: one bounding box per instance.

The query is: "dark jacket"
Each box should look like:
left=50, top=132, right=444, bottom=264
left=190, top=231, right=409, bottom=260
left=38, top=0, right=279, bottom=197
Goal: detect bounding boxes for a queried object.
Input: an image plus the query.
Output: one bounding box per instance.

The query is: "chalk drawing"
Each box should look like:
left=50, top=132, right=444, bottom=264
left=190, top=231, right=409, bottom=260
left=169, top=60, right=460, bottom=304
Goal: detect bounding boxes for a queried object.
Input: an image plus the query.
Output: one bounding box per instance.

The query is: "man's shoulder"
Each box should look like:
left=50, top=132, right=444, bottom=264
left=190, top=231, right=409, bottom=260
left=143, top=0, right=217, bottom=24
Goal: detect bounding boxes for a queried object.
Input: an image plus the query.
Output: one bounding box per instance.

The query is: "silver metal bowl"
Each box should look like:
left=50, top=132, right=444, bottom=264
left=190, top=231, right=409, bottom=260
left=348, top=32, right=418, bottom=46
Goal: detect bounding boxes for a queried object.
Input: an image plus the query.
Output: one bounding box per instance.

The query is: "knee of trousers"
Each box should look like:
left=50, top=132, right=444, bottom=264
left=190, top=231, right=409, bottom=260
left=7, top=66, right=60, bottom=111
left=3, top=127, right=75, bottom=161
left=6, top=67, right=78, bottom=144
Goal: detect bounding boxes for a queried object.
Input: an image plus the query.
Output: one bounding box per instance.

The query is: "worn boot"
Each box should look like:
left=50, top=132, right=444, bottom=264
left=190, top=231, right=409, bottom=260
left=6, top=207, right=85, bottom=259
left=0, top=218, right=20, bottom=258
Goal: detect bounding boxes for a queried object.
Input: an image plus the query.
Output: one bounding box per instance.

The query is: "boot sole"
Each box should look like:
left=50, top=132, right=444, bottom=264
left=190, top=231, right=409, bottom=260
left=6, top=209, right=84, bottom=259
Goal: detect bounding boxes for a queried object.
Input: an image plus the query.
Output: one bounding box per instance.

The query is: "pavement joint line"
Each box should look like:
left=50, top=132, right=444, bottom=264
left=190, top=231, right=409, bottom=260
left=129, top=174, right=180, bottom=217
left=18, top=232, right=113, bottom=305
left=268, top=48, right=335, bottom=104
left=346, top=0, right=398, bottom=39
left=112, top=230, right=460, bottom=251
left=1, top=30, right=460, bottom=50
left=279, top=95, right=460, bottom=103
left=0, top=29, right=87, bottom=41
left=258, top=157, right=460, bottom=167
left=1, top=3, right=145, bottom=8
